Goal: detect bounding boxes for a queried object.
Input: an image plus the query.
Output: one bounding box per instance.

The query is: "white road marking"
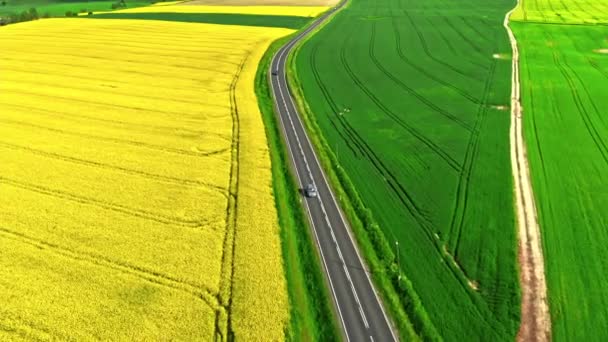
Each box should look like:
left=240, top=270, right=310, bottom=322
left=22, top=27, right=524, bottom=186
left=269, top=3, right=398, bottom=340
left=275, top=47, right=371, bottom=331
left=270, top=50, right=351, bottom=342
left=277, top=40, right=399, bottom=342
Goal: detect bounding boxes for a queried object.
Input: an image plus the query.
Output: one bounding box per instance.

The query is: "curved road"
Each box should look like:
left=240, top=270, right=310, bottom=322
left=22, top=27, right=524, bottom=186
left=269, top=5, right=398, bottom=341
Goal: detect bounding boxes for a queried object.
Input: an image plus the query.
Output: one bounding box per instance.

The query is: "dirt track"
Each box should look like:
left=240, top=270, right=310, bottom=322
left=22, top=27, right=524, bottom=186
left=504, top=4, right=552, bottom=342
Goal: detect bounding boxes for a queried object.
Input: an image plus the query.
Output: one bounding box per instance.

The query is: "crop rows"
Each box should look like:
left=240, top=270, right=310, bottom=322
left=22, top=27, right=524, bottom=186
left=512, top=0, right=608, bottom=23
left=0, top=18, right=292, bottom=340
left=512, top=18, right=608, bottom=341
left=295, top=0, right=519, bottom=338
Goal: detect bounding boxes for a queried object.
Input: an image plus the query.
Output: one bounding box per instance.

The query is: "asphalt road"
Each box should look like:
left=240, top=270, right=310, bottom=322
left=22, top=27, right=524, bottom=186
left=269, top=5, right=398, bottom=342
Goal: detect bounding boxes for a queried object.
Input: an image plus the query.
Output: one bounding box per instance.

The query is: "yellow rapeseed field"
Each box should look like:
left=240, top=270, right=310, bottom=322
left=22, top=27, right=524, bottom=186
left=114, top=4, right=329, bottom=17
left=0, top=18, right=291, bottom=340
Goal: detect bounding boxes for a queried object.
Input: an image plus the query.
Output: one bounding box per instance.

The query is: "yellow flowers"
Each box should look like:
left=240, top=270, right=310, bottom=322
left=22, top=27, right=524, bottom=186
left=115, top=4, right=330, bottom=17
left=0, top=18, right=291, bottom=340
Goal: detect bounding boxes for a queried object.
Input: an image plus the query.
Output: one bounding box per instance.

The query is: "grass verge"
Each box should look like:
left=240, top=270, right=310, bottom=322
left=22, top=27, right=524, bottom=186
left=255, top=33, right=339, bottom=341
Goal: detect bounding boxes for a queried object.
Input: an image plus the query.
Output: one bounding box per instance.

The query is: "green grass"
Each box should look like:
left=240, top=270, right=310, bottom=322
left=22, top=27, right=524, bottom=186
left=291, top=0, right=520, bottom=339
left=512, top=0, right=608, bottom=24
left=513, top=21, right=608, bottom=342
left=0, top=0, right=150, bottom=17
left=255, top=33, right=339, bottom=341
left=88, top=12, right=310, bottom=28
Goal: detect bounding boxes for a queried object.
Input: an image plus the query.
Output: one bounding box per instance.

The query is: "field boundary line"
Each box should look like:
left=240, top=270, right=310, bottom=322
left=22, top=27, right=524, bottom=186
left=0, top=227, right=219, bottom=309
left=217, top=50, right=252, bottom=342
left=504, top=2, right=552, bottom=341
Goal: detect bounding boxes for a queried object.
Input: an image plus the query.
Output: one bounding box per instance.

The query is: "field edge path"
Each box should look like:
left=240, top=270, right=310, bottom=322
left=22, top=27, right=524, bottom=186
left=504, top=2, right=552, bottom=341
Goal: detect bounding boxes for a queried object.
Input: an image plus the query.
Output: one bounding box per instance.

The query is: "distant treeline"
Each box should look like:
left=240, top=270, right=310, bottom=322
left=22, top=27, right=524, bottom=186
left=0, top=0, right=129, bottom=26
left=0, top=7, right=49, bottom=26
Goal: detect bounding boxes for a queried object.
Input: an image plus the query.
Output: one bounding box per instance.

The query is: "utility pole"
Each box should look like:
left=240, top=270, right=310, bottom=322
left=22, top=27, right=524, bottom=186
left=396, top=241, right=401, bottom=281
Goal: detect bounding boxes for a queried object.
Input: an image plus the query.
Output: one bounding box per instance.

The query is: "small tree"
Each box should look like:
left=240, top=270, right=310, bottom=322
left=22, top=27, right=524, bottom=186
left=19, top=10, right=30, bottom=21
left=28, top=7, right=38, bottom=19
left=1, top=1, right=7, bottom=7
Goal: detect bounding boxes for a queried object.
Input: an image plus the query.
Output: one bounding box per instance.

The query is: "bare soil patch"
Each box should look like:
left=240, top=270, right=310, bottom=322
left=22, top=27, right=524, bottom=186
left=493, top=53, right=509, bottom=59
left=183, top=0, right=338, bottom=6
left=505, top=3, right=552, bottom=341
left=492, top=105, right=509, bottom=111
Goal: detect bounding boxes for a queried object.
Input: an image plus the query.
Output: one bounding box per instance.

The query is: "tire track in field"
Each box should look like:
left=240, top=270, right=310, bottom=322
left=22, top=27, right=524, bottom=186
left=368, top=22, right=474, bottom=132
left=586, top=58, right=608, bottom=79
left=0, top=88, right=229, bottom=119
left=555, top=0, right=584, bottom=22
left=0, top=118, right=229, bottom=158
left=505, top=4, right=552, bottom=340
left=577, top=0, right=606, bottom=18
left=12, top=28, right=256, bottom=45
left=309, top=43, right=366, bottom=157
left=217, top=50, right=252, bottom=341
left=458, top=15, right=495, bottom=43
left=6, top=36, right=246, bottom=67
left=391, top=16, right=482, bottom=104
left=433, top=11, right=489, bottom=59
left=522, top=56, right=550, bottom=184
left=0, top=177, right=214, bottom=229
left=0, top=227, right=219, bottom=310
left=525, top=0, right=553, bottom=23
left=1, top=56, right=236, bottom=93
left=310, top=37, right=439, bottom=225
left=564, top=58, right=608, bottom=128
left=341, top=26, right=501, bottom=328
left=3, top=64, right=234, bottom=97
left=0, top=101, right=231, bottom=141
left=402, top=0, right=491, bottom=69
left=546, top=32, right=608, bottom=164
left=337, top=28, right=463, bottom=171
left=568, top=0, right=600, bottom=21
left=312, top=42, right=437, bottom=227
left=400, top=8, right=485, bottom=82
left=314, top=3, right=510, bottom=334
left=559, top=30, right=608, bottom=128
left=3, top=76, right=233, bottom=109
left=0, top=317, right=66, bottom=342
left=392, top=2, right=517, bottom=331
left=447, top=57, right=496, bottom=257
left=0, top=141, right=229, bottom=196
left=422, top=11, right=490, bottom=70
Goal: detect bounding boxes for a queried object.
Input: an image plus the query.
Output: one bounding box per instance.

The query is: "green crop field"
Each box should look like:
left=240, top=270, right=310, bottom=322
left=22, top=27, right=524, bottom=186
left=293, top=0, right=520, bottom=339
left=511, top=0, right=608, bottom=340
left=512, top=0, right=608, bottom=24
left=0, top=0, right=150, bottom=17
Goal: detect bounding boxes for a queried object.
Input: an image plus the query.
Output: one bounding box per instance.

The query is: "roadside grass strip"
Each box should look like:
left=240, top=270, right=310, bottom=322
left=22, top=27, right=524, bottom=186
left=0, top=18, right=292, bottom=340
